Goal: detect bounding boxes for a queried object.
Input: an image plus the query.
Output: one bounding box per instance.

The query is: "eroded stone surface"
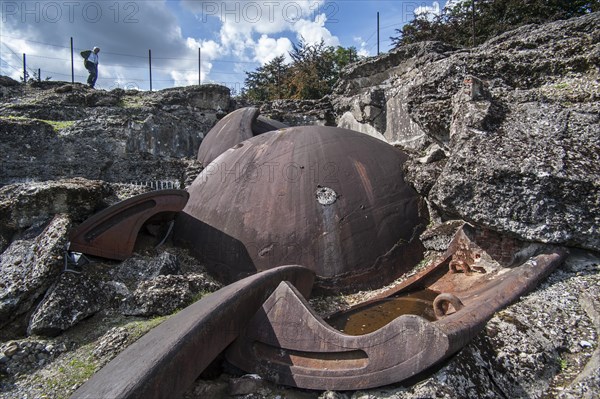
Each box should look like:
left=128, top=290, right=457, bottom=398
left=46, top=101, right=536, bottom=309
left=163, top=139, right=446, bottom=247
left=332, top=13, right=600, bottom=251
left=0, top=178, right=110, bottom=252
left=27, top=273, right=107, bottom=337
left=0, top=214, right=71, bottom=330
left=0, top=83, right=230, bottom=185
left=122, top=273, right=221, bottom=317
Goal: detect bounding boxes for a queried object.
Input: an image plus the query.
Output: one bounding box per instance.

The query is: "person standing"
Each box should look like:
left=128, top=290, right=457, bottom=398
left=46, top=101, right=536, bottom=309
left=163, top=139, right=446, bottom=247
left=82, top=47, right=100, bottom=88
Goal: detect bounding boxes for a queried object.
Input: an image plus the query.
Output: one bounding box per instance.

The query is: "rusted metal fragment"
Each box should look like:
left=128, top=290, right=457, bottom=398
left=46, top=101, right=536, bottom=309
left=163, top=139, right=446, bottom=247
left=197, top=107, right=287, bottom=166
left=71, top=265, right=314, bottom=399
left=175, top=126, right=427, bottom=293
left=68, top=189, right=189, bottom=260
left=226, top=281, right=449, bottom=390
left=227, top=226, right=567, bottom=390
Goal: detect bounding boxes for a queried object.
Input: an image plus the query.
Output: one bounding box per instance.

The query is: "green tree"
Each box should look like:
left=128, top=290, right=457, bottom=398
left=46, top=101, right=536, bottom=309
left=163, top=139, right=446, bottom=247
left=243, top=39, right=360, bottom=101
left=242, top=55, right=288, bottom=101
left=391, top=0, right=600, bottom=48
left=286, top=39, right=332, bottom=99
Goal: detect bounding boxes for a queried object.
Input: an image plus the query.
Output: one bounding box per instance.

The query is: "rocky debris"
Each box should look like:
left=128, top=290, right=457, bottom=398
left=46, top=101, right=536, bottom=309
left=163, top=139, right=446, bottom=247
left=228, top=374, right=267, bottom=396
left=184, top=373, right=321, bottom=399
left=428, top=81, right=599, bottom=251
left=332, top=41, right=457, bottom=147
left=559, top=368, right=600, bottom=399
left=0, top=13, right=599, bottom=399
left=183, top=159, right=205, bottom=188
left=152, top=84, right=231, bottom=110
left=332, top=13, right=600, bottom=252
left=0, top=76, right=20, bottom=87
left=91, top=317, right=169, bottom=367
left=112, top=252, right=182, bottom=289
left=0, top=214, right=71, bottom=331
left=0, top=339, right=67, bottom=376
left=126, top=112, right=205, bottom=158
left=122, top=273, right=221, bottom=317
left=258, top=98, right=335, bottom=126
left=91, top=325, right=133, bottom=362
left=106, top=182, right=153, bottom=202
left=557, top=288, right=600, bottom=399
left=420, top=220, right=465, bottom=251
left=27, top=272, right=107, bottom=337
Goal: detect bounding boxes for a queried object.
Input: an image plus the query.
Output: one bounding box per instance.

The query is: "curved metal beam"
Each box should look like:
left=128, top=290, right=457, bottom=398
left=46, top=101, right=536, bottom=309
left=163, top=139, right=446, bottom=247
left=68, top=189, right=189, bottom=260
left=226, top=281, right=449, bottom=390
left=71, top=265, right=314, bottom=399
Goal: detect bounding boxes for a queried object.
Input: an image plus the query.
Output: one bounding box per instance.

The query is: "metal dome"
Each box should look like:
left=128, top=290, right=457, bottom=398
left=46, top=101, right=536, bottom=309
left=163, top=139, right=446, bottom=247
left=175, top=125, right=427, bottom=292
left=197, top=107, right=287, bottom=166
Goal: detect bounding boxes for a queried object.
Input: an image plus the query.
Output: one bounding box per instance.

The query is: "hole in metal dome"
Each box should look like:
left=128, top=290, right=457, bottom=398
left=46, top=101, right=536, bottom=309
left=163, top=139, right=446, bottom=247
left=316, top=187, right=338, bottom=205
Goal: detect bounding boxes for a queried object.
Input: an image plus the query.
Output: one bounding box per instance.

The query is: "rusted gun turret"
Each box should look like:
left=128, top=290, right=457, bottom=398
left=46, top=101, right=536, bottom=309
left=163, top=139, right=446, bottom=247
left=175, top=125, right=428, bottom=292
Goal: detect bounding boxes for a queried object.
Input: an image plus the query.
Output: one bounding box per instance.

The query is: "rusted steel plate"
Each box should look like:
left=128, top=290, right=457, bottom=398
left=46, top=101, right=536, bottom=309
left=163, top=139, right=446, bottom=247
left=70, top=265, right=314, bottom=399
left=175, top=126, right=427, bottom=293
left=68, top=189, right=189, bottom=260
left=197, top=107, right=287, bottom=166
left=226, top=281, right=449, bottom=390
left=226, top=226, right=566, bottom=390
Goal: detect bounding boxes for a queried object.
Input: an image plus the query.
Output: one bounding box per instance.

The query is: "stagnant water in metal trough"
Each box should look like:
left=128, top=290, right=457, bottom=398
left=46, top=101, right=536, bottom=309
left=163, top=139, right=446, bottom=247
left=327, top=289, right=439, bottom=335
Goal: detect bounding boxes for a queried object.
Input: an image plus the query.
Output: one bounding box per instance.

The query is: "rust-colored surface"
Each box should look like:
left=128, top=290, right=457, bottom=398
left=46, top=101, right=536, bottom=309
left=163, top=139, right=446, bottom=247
left=197, top=107, right=287, bottom=166
left=68, top=189, right=189, bottom=260
left=226, top=281, right=449, bottom=390
left=71, top=265, right=314, bottom=399
left=226, top=225, right=566, bottom=390
left=174, top=126, right=427, bottom=292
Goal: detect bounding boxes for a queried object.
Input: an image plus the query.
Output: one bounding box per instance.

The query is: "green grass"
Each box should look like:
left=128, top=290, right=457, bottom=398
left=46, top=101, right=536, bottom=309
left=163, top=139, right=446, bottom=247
left=28, top=315, right=168, bottom=399
left=0, top=115, right=76, bottom=132
left=558, top=357, right=568, bottom=371
left=43, top=120, right=76, bottom=131
left=121, top=315, right=168, bottom=339
left=40, top=347, right=98, bottom=399
left=190, top=290, right=213, bottom=304
left=118, top=96, right=146, bottom=109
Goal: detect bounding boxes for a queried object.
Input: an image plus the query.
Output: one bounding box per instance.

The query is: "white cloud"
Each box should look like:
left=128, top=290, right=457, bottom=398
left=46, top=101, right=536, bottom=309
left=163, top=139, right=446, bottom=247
left=253, top=35, right=293, bottom=64
left=181, top=0, right=340, bottom=65
left=415, top=1, right=441, bottom=20
left=292, top=13, right=339, bottom=46
left=184, top=37, right=221, bottom=82
left=171, top=70, right=199, bottom=87
left=444, top=0, right=468, bottom=11
left=353, top=36, right=370, bottom=58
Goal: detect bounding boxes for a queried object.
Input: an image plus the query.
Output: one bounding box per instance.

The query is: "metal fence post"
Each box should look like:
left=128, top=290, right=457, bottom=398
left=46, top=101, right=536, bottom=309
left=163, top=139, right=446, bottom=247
left=70, top=37, right=75, bottom=83
left=377, top=12, right=380, bottom=55
left=149, top=49, right=152, bottom=91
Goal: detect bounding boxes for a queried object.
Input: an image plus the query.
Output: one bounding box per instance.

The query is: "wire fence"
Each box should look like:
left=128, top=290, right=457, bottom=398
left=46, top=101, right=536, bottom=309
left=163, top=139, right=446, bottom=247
left=0, top=35, right=262, bottom=93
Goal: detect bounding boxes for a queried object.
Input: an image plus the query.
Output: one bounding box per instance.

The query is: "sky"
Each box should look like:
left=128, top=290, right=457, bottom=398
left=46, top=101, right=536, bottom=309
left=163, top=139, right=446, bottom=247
left=0, top=0, right=450, bottom=92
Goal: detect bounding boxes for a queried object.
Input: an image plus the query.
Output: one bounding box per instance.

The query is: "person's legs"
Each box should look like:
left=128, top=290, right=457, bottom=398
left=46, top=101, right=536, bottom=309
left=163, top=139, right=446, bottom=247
left=85, top=61, right=93, bottom=86
left=90, top=64, right=98, bottom=87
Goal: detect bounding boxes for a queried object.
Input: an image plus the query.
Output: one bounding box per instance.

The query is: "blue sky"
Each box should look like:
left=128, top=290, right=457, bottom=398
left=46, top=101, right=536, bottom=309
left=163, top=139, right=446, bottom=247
left=0, top=1, right=448, bottom=92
